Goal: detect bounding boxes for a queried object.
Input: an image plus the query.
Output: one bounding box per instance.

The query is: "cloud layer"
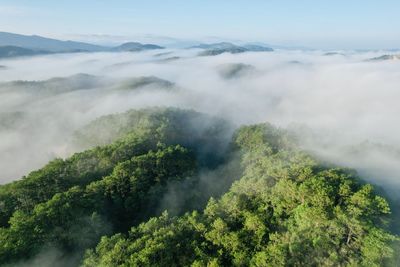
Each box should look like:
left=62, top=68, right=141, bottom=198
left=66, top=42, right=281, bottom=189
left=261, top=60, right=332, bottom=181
left=1, top=49, right=400, bottom=197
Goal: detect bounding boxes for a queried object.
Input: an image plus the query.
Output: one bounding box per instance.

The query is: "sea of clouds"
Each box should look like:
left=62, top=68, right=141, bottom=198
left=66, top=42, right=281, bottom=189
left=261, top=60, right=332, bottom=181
left=0, top=48, right=399, bottom=197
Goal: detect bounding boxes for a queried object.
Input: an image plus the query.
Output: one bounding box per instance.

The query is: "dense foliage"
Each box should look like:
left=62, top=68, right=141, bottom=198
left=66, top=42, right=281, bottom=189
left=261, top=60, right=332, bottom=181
left=82, top=124, right=399, bottom=266
left=0, top=108, right=398, bottom=266
left=0, top=108, right=233, bottom=266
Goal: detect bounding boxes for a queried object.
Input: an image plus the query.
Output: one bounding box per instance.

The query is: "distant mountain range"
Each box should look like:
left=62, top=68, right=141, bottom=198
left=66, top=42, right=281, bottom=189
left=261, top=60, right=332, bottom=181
left=190, top=42, right=273, bottom=56
left=0, top=32, right=165, bottom=58
left=0, top=32, right=281, bottom=59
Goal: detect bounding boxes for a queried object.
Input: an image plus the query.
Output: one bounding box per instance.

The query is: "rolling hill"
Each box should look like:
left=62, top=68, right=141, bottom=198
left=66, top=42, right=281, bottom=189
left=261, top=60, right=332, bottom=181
left=112, top=42, right=164, bottom=52
left=367, top=54, right=400, bottom=61
left=192, top=42, right=273, bottom=56
left=0, top=45, right=49, bottom=58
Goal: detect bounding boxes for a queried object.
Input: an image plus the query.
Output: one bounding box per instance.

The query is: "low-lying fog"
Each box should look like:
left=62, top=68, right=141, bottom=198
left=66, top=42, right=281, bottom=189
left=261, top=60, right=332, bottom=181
left=1, top=49, right=399, bottom=198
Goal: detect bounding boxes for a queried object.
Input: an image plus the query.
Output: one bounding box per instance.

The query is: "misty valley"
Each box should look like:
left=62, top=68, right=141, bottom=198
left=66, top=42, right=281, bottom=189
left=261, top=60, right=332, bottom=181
left=1, top=36, right=400, bottom=266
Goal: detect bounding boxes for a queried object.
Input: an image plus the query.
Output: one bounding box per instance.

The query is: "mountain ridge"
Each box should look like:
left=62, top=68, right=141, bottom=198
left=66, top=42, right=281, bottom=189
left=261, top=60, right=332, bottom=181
left=0, top=32, right=165, bottom=58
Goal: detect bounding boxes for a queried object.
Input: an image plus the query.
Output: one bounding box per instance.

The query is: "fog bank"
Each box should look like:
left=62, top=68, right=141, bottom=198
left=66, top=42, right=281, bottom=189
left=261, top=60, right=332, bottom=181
left=1, top=49, right=399, bottom=198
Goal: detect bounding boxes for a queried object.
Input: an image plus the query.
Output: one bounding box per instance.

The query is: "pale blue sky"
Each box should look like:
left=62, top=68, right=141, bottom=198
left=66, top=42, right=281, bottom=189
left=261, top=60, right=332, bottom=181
left=0, top=0, right=399, bottom=49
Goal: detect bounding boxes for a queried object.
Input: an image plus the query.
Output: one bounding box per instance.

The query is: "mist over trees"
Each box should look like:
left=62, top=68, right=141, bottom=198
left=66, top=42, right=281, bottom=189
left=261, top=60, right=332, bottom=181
left=0, top=108, right=398, bottom=266
left=0, top=46, right=400, bottom=266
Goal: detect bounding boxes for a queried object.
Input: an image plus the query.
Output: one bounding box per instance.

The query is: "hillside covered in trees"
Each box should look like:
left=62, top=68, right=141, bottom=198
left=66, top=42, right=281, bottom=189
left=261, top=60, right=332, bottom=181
left=0, top=108, right=398, bottom=266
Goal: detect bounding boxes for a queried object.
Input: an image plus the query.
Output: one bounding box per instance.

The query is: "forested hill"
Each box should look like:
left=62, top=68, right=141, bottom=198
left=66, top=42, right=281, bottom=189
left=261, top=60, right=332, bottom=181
left=0, top=108, right=398, bottom=266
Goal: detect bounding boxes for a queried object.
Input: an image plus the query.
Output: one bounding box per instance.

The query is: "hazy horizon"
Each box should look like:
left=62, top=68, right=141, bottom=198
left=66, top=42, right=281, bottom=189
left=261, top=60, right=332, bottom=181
left=1, top=0, right=400, bottom=50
